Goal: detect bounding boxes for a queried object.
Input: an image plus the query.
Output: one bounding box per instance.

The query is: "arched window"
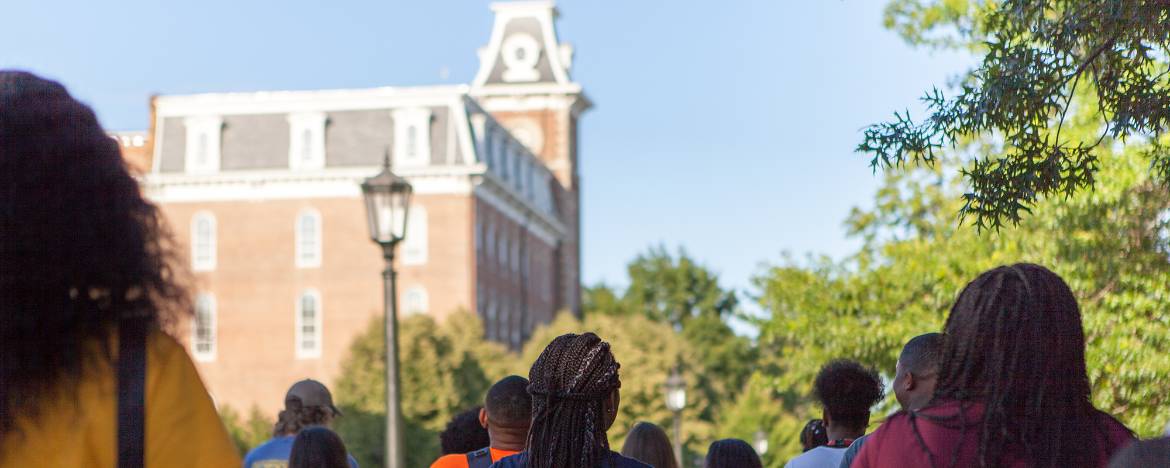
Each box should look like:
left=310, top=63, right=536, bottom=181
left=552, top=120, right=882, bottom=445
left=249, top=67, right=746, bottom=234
left=485, top=221, right=496, bottom=260
left=404, top=286, right=429, bottom=316
left=192, top=293, right=216, bottom=361
left=402, top=206, right=428, bottom=266
left=296, top=290, right=322, bottom=358
left=295, top=210, right=322, bottom=268
left=498, top=230, right=509, bottom=268
left=191, top=212, right=216, bottom=271
left=486, top=291, right=498, bottom=340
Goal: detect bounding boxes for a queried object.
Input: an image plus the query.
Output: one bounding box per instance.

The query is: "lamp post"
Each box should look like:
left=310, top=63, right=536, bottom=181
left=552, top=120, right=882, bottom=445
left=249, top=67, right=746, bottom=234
left=664, top=368, right=687, bottom=466
left=360, top=154, right=412, bottom=468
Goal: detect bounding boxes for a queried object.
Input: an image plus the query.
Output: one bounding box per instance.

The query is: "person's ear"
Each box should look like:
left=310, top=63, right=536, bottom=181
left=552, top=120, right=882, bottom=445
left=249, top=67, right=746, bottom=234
left=904, top=371, right=917, bottom=392
left=821, top=409, right=831, bottom=428
left=479, top=407, right=489, bottom=429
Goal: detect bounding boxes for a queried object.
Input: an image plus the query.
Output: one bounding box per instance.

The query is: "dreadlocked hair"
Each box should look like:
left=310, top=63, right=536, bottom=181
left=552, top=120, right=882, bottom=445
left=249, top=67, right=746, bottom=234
left=929, top=263, right=1125, bottom=468
left=526, top=332, right=622, bottom=468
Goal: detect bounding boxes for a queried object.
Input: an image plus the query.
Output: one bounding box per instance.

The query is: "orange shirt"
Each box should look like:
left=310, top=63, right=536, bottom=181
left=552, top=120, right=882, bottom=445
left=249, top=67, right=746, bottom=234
left=430, top=448, right=520, bottom=468
left=0, top=331, right=241, bottom=467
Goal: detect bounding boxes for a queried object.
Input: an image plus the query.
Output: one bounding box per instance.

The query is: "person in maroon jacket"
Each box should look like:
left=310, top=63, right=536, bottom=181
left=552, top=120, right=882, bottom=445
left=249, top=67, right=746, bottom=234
left=853, top=263, right=1134, bottom=468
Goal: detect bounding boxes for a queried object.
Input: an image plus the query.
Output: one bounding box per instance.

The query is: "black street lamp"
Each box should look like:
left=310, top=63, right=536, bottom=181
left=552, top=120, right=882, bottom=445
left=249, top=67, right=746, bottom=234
left=664, top=368, right=687, bottom=466
left=360, top=153, right=412, bottom=468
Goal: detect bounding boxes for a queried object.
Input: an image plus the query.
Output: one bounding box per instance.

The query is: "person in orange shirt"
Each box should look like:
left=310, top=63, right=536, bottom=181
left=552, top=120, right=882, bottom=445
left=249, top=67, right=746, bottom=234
left=0, top=70, right=240, bottom=467
left=431, top=376, right=532, bottom=468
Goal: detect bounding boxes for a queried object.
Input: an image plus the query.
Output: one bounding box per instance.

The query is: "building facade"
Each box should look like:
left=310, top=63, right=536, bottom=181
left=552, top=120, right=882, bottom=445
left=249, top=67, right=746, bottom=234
left=122, top=1, right=589, bottom=415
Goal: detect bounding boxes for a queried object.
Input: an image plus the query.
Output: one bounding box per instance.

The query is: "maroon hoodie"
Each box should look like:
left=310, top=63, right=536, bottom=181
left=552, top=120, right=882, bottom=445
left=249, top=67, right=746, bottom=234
left=852, top=400, right=1134, bottom=468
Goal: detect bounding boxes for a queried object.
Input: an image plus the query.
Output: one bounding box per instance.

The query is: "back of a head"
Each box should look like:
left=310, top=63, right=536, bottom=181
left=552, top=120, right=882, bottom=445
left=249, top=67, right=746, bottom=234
left=440, top=406, right=490, bottom=455
left=526, top=332, right=622, bottom=468
left=899, top=332, right=943, bottom=375
left=485, top=375, right=532, bottom=430
left=813, top=360, right=884, bottom=431
left=288, top=426, right=349, bottom=468
left=620, top=422, right=678, bottom=468
left=0, top=71, right=186, bottom=439
left=1107, top=437, right=1170, bottom=468
left=938, top=263, right=1109, bottom=466
left=703, top=439, right=762, bottom=468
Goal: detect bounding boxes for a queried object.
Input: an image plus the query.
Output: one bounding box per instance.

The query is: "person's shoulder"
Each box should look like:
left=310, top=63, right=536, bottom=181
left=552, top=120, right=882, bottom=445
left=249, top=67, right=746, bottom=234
left=611, top=451, right=651, bottom=467
left=489, top=451, right=526, bottom=468
left=245, top=437, right=291, bottom=460
left=431, top=453, right=469, bottom=468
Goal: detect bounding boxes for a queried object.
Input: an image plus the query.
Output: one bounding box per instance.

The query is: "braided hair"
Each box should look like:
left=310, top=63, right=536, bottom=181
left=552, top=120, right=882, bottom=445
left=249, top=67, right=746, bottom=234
left=525, top=332, right=622, bottom=468
left=923, top=263, right=1127, bottom=467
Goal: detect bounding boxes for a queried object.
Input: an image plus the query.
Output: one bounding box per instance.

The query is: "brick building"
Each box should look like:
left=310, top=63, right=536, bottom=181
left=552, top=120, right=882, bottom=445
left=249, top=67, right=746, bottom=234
left=117, top=1, right=590, bottom=415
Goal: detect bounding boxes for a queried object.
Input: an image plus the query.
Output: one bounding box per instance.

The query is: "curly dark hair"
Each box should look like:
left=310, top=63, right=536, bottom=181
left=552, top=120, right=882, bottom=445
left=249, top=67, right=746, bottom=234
left=813, top=359, right=885, bottom=431
left=0, top=71, right=188, bottom=438
left=526, top=332, right=622, bottom=468
left=273, top=397, right=335, bottom=437
left=439, top=406, right=490, bottom=455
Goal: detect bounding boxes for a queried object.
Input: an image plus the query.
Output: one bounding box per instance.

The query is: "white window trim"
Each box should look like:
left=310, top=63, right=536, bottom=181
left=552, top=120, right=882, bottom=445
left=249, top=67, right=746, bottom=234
left=392, top=108, right=433, bottom=168
left=191, top=211, right=217, bottom=272
left=402, top=206, right=428, bottom=266
left=183, top=116, right=223, bottom=174
left=192, top=293, right=217, bottom=362
left=295, top=289, right=323, bottom=359
left=295, top=209, right=323, bottom=269
left=403, top=286, right=429, bottom=316
left=287, top=112, right=327, bottom=170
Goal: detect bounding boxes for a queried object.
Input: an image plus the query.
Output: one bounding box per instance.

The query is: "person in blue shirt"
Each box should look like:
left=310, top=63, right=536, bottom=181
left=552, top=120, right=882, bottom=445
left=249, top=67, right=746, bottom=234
left=244, top=379, right=358, bottom=468
left=491, top=332, right=649, bottom=468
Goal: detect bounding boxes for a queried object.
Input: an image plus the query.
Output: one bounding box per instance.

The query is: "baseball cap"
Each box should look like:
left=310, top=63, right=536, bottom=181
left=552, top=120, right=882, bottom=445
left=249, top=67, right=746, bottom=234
left=285, top=379, right=342, bottom=417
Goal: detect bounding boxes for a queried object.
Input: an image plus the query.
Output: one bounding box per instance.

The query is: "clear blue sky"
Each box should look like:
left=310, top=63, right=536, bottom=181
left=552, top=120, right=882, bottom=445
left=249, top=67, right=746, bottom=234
left=2, top=0, right=968, bottom=297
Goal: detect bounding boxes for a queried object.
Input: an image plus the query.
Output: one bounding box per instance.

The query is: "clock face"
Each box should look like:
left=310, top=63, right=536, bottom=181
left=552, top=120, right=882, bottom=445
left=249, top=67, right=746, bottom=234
left=508, top=119, right=544, bottom=153
left=501, top=33, right=541, bottom=82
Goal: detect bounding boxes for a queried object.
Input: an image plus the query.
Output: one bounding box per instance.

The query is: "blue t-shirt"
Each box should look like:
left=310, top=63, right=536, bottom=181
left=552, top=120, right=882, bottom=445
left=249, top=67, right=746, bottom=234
left=243, top=435, right=359, bottom=468
left=489, top=450, right=650, bottom=468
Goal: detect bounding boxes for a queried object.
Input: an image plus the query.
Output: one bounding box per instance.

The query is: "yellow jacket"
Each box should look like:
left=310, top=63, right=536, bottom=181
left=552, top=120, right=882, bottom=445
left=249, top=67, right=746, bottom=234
left=1, top=331, right=241, bottom=467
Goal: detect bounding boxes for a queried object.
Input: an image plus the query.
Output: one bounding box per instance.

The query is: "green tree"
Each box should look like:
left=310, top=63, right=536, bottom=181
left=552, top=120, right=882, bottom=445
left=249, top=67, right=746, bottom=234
left=752, top=148, right=1170, bottom=465
left=333, top=312, right=518, bottom=467
left=585, top=247, right=757, bottom=419
left=861, top=0, right=1170, bottom=227
left=219, top=405, right=272, bottom=456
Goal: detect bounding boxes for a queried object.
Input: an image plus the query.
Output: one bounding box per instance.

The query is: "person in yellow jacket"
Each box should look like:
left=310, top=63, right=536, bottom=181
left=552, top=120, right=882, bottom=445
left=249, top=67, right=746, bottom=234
left=0, top=70, right=241, bottom=467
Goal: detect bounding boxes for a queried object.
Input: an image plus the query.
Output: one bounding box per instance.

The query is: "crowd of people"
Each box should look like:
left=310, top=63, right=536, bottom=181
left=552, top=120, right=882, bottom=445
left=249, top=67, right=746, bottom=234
left=3, top=70, right=1170, bottom=468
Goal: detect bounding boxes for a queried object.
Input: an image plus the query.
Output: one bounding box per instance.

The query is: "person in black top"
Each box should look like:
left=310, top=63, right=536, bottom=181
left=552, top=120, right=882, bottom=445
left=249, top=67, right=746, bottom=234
left=490, top=332, right=649, bottom=468
left=439, top=406, right=491, bottom=455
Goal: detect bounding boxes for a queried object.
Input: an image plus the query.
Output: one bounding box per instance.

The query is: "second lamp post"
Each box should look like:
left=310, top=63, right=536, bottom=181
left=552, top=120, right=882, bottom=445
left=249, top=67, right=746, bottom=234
left=665, top=368, right=687, bottom=466
left=360, top=155, right=413, bottom=468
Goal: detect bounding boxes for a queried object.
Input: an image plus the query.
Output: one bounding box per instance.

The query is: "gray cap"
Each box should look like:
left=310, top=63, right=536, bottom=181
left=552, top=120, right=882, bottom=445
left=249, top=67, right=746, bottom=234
left=285, top=379, right=341, bottom=417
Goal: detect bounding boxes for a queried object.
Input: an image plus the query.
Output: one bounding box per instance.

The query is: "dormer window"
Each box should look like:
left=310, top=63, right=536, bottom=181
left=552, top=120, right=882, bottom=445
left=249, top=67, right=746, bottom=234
left=184, top=116, right=222, bottom=174
left=288, top=112, right=327, bottom=170
left=393, top=108, right=432, bottom=168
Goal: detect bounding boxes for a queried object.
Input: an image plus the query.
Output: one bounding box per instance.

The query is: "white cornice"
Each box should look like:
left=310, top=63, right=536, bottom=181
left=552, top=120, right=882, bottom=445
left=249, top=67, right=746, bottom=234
left=154, top=85, right=471, bottom=117
left=143, top=166, right=478, bottom=203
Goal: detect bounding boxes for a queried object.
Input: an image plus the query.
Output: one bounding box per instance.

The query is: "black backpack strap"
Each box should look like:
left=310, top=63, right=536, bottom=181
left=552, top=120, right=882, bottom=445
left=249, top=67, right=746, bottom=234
left=465, top=447, right=493, bottom=468
left=117, top=317, right=148, bottom=468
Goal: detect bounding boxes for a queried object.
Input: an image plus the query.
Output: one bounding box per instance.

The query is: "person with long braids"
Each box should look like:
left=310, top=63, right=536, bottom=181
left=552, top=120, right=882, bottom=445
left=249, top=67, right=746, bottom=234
left=852, top=264, right=1135, bottom=468
left=0, top=71, right=239, bottom=466
left=491, top=332, right=650, bottom=468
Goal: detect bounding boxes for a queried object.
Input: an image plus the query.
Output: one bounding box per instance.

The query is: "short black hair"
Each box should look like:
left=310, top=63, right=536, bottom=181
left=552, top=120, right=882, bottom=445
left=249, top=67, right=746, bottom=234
left=899, top=333, right=943, bottom=375
left=813, top=359, right=884, bottom=430
left=439, top=406, right=490, bottom=455
left=703, top=439, right=762, bottom=468
left=485, top=375, right=531, bottom=428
